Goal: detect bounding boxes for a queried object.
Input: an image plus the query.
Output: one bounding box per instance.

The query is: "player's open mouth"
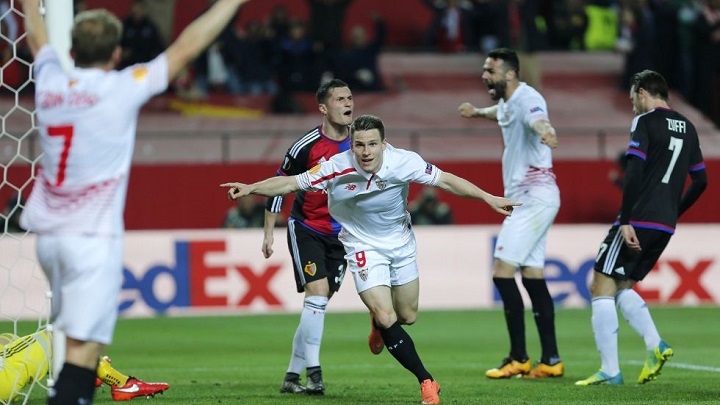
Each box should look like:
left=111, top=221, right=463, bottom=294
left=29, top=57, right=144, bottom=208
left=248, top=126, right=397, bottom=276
left=344, top=110, right=352, bottom=116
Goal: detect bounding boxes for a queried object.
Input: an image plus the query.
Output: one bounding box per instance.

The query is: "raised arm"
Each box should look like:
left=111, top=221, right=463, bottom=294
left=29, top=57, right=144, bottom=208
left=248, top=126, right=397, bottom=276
left=531, top=119, right=558, bottom=148
left=434, top=172, right=521, bottom=216
left=458, top=102, right=498, bottom=121
left=221, top=175, right=300, bottom=201
left=20, top=0, right=48, bottom=57
left=165, top=0, right=249, bottom=81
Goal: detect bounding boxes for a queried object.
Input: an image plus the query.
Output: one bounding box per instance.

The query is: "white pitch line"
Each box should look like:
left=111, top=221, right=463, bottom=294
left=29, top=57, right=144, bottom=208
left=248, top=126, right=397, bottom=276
left=626, top=360, right=720, bottom=373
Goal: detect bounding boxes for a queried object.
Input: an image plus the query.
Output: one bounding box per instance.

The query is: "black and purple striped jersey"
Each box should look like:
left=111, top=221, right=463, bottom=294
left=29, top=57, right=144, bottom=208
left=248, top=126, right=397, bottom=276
left=266, top=125, right=350, bottom=235
left=617, top=107, right=706, bottom=233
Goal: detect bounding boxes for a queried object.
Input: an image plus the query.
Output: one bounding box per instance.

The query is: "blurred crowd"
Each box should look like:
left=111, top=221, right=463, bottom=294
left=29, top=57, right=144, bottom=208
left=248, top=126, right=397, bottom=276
left=1, top=0, right=719, bottom=124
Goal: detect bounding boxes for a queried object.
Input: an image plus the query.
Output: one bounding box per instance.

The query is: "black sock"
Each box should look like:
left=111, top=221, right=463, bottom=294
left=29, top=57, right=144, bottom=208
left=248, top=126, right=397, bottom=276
left=284, top=372, right=300, bottom=382
left=379, top=321, right=432, bottom=383
left=48, top=362, right=96, bottom=405
left=493, top=277, right=527, bottom=361
left=522, top=277, right=560, bottom=363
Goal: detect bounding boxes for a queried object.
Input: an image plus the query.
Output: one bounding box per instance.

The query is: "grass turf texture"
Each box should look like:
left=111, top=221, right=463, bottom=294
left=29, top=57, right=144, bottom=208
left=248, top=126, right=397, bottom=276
left=4, top=306, right=719, bottom=404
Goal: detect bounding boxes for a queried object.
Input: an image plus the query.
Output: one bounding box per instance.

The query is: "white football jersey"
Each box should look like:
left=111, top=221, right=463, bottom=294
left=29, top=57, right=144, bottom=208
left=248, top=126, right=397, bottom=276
left=296, top=144, right=442, bottom=254
left=496, top=82, right=557, bottom=199
left=20, top=45, right=168, bottom=236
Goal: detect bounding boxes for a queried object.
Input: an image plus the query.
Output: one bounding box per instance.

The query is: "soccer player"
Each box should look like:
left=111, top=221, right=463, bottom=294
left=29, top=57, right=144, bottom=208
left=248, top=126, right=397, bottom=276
left=576, top=70, right=707, bottom=386
left=458, top=47, right=563, bottom=379
left=0, top=331, right=169, bottom=402
left=263, top=79, right=353, bottom=395
left=222, top=114, right=521, bottom=404
left=18, top=0, right=251, bottom=403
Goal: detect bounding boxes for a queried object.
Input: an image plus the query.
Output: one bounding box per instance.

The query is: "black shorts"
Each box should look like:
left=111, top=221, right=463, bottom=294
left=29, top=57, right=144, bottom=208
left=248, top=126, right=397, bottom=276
left=593, top=225, right=672, bottom=282
left=287, top=220, right=347, bottom=293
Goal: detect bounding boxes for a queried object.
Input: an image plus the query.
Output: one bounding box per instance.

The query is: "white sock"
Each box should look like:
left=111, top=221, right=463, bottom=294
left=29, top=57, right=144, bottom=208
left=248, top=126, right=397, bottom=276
left=591, top=297, right=621, bottom=376
left=286, top=324, right=305, bottom=375
left=300, top=295, right=328, bottom=369
left=616, top=289, right=661, bottom=350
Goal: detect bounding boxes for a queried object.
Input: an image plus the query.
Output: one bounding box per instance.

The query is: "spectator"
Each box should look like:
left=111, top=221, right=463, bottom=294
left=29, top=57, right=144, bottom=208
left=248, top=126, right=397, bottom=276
left=233, top=20, right=279, bottom=95
left=276, top=19, right=320, bottom=93
left=334, top=11, right=386, bottom=92
left=306, top=0, right=353, bottom=74
left=677, top=0, right=703, bottom=102
left=191, top=0, right=242, bottom=96
left=267, top=4, right=291, bottom=43
left=120, top=0, right=165, bottom=69
left=466, top=0, right=510, bottom=52
left=409, top=187, right=453, bottom=225
left=693, top=0, right=720, bottom=125
left=616, top=0, right=656, bottom=90
left=546, top=0, right=587, bottom=50
left=222, top=196, right=267, bottom=228
left=421, top=0, right=474, bottom=53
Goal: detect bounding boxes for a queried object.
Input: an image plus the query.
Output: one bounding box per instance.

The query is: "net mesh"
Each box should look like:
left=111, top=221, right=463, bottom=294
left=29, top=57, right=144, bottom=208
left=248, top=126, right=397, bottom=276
left=1, top=1, right=51, bottom=403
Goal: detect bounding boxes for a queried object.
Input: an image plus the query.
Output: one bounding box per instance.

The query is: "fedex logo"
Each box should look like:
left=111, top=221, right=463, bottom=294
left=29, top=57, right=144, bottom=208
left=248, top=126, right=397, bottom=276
left=491, top=257, right=715, bottom=305
left=120, top=240, right=283, bottom=313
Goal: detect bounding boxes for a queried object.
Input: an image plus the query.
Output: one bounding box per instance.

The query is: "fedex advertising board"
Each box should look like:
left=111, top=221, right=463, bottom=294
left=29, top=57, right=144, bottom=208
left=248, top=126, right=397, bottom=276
left=1, top=225, right=718, bottom=320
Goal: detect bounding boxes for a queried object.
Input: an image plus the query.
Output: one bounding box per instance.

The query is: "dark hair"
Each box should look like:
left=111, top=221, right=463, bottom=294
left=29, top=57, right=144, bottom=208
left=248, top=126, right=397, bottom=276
left=351, top=114, right=385, bottom=141
left=316, top=79, right=349, bottom=104
left=631, top=70, right=669, bottom=101
left=71, top=9, right=122, bottom=66
left=487, top=48, right=520, bottom=77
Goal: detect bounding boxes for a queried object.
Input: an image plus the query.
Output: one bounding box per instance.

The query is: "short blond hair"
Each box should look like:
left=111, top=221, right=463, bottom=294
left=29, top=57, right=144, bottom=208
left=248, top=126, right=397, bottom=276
left=71, top=9, right=122, bottom=66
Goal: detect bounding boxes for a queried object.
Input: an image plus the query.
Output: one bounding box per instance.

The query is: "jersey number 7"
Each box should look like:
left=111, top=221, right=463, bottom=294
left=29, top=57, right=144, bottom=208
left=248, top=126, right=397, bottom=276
left=47, top=125, right=75, bottom=186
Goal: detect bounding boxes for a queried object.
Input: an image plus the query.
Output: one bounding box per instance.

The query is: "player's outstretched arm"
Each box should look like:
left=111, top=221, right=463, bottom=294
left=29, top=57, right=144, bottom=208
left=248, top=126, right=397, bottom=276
left=458, top=102, right=498, bottom=121
left=434, top=172, right=521, bottom=216
left=20, top=0, right=48, bottom=57
left=221, top=176, right=299, bottom=201
left=165, top=0, right=250, bottom=81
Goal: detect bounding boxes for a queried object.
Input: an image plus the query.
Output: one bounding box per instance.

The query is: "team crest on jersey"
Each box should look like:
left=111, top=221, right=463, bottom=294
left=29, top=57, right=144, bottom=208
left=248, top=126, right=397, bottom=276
left=68, top=79, right=78, bottom=88
left=304, top=262, right=317, bottom=276
left=375, top=180, right=387, bottom=190
left=132, top=67, right=148, bottom=82
left=359, top=268, right=368, bottom=281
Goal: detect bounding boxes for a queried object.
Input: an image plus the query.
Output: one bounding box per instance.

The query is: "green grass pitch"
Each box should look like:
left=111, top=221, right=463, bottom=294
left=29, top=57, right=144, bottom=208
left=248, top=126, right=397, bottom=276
left=7, top=306, right=720, bottom=404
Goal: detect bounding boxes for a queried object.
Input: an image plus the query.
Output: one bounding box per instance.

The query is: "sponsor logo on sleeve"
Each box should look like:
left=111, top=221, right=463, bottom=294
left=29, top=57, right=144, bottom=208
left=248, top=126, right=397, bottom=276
left=309, top=164, right=321, bottom=174
left=132, top=67, right=149, bottom=82
left=530, top=106, right=544, bottom=113
left=425, top=163, right=433, bottom=175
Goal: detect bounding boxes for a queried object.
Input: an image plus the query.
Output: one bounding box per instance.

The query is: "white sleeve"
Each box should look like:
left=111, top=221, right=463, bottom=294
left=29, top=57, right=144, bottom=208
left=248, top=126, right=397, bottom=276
left=118, top=53, right=169, bottom=104
left=33, top=45, right=65, bottom=83
left=400, top=150, right=443, bottom=186
left=523, top=94, right=549, bottom=127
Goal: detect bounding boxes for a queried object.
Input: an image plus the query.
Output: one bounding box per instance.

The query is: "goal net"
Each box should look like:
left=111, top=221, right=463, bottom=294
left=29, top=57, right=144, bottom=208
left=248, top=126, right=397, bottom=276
left=1, top=0, right=72, bottom=403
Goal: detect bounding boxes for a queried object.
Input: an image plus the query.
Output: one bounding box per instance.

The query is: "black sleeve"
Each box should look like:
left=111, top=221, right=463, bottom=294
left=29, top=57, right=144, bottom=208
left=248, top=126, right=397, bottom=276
left=619, top=155, right=644, bottom=224
left=678, top=169, right=708, bottom=217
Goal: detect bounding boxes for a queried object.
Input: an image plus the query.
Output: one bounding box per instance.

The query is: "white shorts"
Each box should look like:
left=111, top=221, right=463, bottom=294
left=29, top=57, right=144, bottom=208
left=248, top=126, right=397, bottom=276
left=37, top=234, right=123, bottom=345
left=345, top=237, right=419, bottom=294
left=494, top=192, right=559, bottom=268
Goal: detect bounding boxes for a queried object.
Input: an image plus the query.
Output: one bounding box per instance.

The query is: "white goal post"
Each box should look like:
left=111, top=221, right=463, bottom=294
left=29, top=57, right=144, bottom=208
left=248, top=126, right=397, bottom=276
left=0, top=0, right=72, bottom=403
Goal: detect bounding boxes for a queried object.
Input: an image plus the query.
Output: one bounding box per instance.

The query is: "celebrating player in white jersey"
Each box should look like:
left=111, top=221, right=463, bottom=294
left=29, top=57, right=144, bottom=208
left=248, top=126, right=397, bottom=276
left=221, top=114, right=520, bottom=405
left=19, top=0, right=251, bottom=403
left=458, top=47, right=563, bottom=379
